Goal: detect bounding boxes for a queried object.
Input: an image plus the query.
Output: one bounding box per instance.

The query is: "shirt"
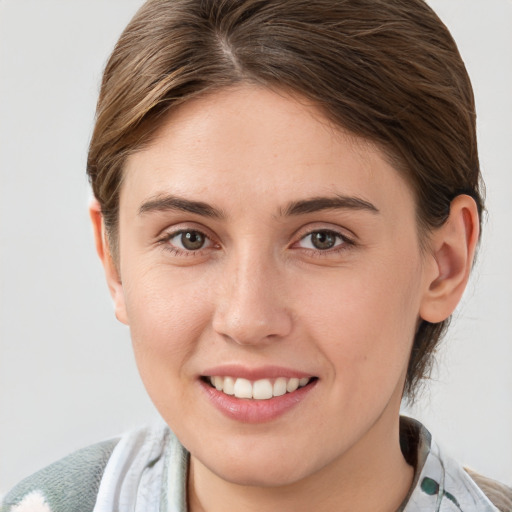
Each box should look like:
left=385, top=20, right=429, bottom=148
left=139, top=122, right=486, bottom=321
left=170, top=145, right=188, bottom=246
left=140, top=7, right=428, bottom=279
left=1, top=417, right=501, bottom=512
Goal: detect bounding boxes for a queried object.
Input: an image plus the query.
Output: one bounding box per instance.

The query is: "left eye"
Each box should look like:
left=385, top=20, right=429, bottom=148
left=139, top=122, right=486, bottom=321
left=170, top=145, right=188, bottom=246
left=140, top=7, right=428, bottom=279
left=298, top=230, right=345, bottom=250
left=168, top=230, right=212, bottom=251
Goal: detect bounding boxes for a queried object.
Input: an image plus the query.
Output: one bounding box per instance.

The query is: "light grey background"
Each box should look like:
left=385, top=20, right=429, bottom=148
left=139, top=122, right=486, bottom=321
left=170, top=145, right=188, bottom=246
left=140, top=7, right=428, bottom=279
left=0, top=0, right=511, bottom=494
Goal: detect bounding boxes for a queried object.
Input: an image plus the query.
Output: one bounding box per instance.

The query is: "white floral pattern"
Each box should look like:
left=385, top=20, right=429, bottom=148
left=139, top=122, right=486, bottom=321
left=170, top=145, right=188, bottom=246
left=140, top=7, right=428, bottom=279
left=10, top=491, right=51, bottom=512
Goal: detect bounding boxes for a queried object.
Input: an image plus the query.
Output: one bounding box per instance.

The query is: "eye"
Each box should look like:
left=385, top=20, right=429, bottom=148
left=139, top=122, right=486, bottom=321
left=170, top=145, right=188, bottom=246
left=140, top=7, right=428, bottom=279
left=297, top=230, right=346, bottom=250
left=167, top=230, right=212, bottom=251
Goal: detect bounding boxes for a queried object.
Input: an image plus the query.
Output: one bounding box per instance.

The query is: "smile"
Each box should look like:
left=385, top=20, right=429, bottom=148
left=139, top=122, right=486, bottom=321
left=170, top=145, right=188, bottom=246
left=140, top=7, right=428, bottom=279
left=206, top=376, right=313, bottom=400
left=200, top=366, right=319, bottom=422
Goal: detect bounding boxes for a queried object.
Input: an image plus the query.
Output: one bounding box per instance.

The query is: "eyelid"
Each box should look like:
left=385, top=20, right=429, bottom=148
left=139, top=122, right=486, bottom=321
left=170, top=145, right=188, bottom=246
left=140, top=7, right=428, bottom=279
left=288, top=224, right=358, bottom=259
left=156, top=222, right=355, bottom=256
left=169, top=230, right=213, bottom=249
left=297, top=230, right=345, bottom=250
left=292, top=223, right=356, bottom=245
left=157, top=223, right=219, bottom=254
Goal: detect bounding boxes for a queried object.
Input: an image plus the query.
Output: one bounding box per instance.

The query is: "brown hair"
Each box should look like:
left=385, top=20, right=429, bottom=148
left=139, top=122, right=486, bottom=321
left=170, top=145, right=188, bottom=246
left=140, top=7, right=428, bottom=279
left=87, top=0, right=484, bottom=399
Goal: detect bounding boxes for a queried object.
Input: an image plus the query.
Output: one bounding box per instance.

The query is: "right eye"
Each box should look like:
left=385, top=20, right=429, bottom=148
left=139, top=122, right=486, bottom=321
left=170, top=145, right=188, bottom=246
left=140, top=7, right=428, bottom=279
left=164, top=229, right=213, bottom=253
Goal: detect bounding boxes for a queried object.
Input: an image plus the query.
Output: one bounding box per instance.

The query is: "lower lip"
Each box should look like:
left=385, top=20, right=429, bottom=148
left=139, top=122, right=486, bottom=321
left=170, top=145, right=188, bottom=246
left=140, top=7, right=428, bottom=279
left=199, top=379, right=318, bottom=423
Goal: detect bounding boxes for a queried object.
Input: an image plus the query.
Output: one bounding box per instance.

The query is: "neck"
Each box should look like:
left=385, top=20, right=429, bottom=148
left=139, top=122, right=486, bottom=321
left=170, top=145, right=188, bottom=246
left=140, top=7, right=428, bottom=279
left=187, top=412, right=414, bottom=512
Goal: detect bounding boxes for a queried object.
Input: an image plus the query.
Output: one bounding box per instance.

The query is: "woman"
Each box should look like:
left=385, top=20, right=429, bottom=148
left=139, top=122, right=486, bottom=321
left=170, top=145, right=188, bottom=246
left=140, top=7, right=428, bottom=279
left=2, top=0, right=511, bottom=511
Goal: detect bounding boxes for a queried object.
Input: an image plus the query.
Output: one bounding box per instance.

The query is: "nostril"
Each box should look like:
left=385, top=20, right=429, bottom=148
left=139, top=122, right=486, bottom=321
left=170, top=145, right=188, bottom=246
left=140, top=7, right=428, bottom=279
left=212, top=309, right=293, bottom=346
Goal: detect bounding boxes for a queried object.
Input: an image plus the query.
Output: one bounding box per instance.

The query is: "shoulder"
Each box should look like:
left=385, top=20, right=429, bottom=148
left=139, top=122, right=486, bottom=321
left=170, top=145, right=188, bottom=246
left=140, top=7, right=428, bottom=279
left=465, top=469, right=512, bottom=512
left=401, top=417, right=510, bottom=512
left=1, top=424, right=187, bottom=512
left=423, top=437, right=508, bottom=512
left=0, top=438, right=120, bottom=512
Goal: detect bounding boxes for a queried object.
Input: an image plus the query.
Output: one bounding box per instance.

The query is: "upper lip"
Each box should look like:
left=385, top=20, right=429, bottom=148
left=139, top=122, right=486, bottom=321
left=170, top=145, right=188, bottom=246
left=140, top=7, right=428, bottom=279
left=201, top=364, right=315, bottom=381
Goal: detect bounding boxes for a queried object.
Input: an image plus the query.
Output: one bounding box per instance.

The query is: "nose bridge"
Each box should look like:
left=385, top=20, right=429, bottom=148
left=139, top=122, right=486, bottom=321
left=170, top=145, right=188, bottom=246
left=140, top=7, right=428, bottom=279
left=212, top=243, right=292, bottom=345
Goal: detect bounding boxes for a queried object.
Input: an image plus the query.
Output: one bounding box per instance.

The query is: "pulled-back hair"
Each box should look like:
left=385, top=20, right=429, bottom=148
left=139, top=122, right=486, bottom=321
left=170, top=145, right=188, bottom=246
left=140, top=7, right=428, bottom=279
left=87, top=0, right=484, bottom=399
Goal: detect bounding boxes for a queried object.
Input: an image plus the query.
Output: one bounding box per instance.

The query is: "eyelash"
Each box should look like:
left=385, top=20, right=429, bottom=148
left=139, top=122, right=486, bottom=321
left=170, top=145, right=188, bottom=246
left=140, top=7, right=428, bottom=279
left=157, top=227, right=354, bottom=257
left=157, top=229, right=216, bottom=257
left=294, top=229, right=354, bottom=254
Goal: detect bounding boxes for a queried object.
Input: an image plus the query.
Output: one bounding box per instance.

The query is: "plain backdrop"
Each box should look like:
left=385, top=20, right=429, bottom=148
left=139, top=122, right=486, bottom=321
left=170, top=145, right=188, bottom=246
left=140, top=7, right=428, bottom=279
left=0, top=0, right=511, bottom=495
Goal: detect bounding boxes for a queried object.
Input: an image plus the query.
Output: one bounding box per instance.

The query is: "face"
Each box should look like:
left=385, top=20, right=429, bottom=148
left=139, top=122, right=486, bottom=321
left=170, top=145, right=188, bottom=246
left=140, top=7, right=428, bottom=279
left=113, top=85, right=433, bottom=486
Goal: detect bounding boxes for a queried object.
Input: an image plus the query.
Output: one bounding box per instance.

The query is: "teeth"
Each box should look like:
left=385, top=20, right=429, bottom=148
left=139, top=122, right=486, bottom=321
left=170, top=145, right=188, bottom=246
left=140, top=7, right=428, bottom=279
left=208, top=376, right=312, bottom=399
left=223, top=376, right=235, bottom=395
left=273, top=377, right=287, bottom=397
left=253, top=379, right=273, bottom=400
left=233, top=378, right=253, bottom=399
left=286, top=378, right=299, bottom=393
left=299, top=377, right=309, bottom=387
left=213, top=376, right=223, bottom=391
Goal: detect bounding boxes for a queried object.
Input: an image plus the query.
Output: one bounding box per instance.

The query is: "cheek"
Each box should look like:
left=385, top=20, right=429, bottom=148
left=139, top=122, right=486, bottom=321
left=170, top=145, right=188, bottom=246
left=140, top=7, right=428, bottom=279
left=121, top=267, right=219, bottom=430
left=297, top=256, right=422, bottom=391
left=121, top=263, right=214, bottom=376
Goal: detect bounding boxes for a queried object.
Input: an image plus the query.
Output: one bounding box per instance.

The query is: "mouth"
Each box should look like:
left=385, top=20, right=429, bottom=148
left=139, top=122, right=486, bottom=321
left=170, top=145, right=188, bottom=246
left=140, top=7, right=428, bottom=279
left=201, top=375, right=317, bottom=400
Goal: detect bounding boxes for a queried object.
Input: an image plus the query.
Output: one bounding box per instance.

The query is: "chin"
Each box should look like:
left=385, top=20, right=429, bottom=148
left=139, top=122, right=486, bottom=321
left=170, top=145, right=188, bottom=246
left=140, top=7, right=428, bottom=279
left=209, top=459, right=312, bottom=488
left=192, top=438, right=326, bottom=489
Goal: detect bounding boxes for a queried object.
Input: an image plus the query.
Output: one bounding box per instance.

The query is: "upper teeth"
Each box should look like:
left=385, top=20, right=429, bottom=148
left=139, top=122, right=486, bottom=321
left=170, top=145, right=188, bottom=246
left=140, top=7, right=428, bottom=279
left=209, top=376, right=311, bottom=400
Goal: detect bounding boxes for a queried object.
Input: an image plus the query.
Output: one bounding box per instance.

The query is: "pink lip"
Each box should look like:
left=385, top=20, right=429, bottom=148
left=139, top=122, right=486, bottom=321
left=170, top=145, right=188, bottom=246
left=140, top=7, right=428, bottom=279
left=199, top=370, right=318, bottom=424
left=202, top=364, right=312, bottom=380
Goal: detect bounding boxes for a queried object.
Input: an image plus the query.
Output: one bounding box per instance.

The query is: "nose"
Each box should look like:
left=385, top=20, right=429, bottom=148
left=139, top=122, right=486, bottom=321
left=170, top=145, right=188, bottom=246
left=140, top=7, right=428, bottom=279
left=212, top=252, right=293, bottom=346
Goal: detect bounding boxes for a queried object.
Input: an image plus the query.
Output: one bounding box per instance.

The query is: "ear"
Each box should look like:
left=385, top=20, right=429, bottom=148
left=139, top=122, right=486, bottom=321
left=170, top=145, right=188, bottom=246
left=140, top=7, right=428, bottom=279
left=89, top=199, right=129, bottom=325
left=420, top=195, right=480, bottom=323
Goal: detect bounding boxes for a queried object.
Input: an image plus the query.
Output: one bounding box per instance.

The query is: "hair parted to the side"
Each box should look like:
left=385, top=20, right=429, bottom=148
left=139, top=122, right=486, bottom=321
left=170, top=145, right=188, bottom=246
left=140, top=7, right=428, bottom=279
left=87, top=0, right=484, bottom=400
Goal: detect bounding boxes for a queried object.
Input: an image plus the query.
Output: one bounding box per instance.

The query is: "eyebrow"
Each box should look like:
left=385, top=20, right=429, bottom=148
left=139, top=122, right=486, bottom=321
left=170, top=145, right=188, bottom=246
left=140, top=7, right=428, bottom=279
left=138, top=193, right=379, bottom=219
left=139, top=194, right=225, bottom=219
left=281, top=195, right=379, bottom=216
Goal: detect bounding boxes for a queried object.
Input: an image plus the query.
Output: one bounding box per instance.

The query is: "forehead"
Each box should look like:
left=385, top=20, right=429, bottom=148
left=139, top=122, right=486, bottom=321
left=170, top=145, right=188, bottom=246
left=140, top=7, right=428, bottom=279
left=121, top=85, right=415, bottom=219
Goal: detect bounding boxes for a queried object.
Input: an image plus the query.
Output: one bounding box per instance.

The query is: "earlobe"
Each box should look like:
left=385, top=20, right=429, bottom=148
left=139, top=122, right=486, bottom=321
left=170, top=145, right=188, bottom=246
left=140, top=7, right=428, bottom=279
left=420, top=195, right=480, bottom=323
left=89, top=199, right=129, bottom=325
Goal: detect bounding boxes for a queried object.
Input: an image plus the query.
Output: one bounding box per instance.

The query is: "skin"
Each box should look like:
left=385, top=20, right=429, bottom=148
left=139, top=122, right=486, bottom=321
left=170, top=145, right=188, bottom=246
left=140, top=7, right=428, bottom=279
left=91, top=85, right=479, bottom=512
